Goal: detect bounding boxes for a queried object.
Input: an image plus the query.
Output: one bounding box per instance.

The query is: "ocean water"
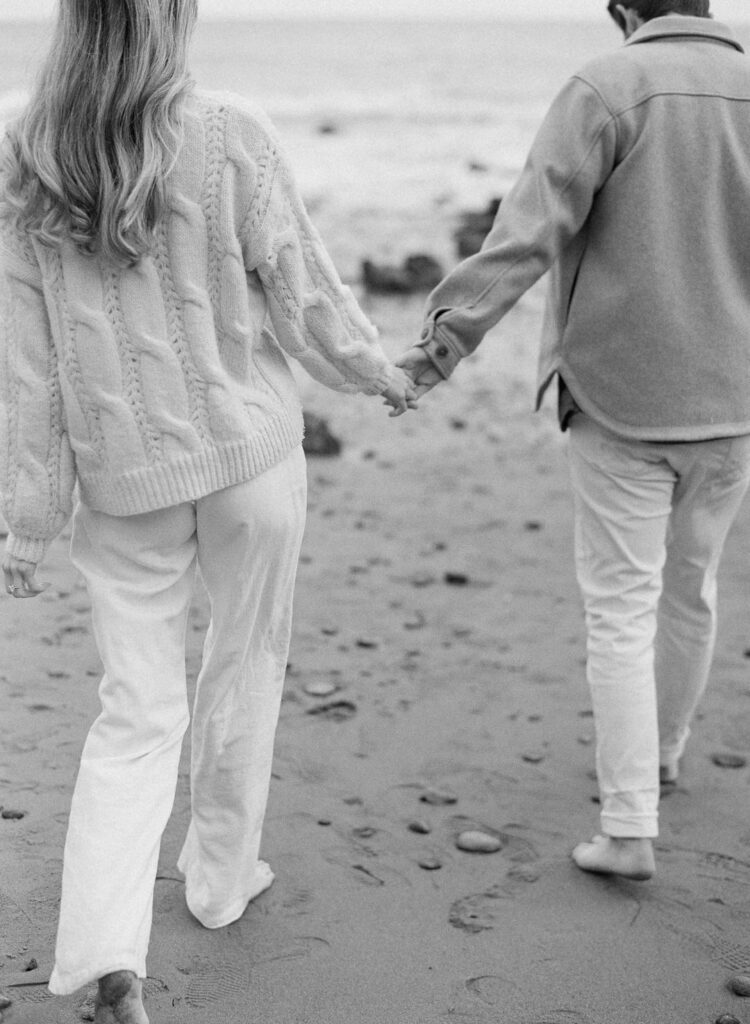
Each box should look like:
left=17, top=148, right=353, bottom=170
left=2, top=17, right=750, bottom=274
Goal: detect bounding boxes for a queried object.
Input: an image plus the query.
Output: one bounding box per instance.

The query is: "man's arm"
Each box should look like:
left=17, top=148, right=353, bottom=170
left=412, top=75, right=618, bottom=381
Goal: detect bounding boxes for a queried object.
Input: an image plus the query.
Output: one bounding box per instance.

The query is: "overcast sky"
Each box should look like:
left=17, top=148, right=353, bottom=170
left=1, top=0, right=749, bottom=20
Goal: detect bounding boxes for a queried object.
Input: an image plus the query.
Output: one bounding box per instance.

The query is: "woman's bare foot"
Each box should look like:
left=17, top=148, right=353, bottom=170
left=94, top=971, right=148, bottom=1024
left=572, top=834, right=655, bottom=881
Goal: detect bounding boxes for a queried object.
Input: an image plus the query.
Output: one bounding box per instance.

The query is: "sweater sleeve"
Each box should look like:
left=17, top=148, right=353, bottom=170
left=239, top=135, right=394, bottom=396
left=0, top=224, right=76, bottom=564
left=417, top=76, right=618, bottom=378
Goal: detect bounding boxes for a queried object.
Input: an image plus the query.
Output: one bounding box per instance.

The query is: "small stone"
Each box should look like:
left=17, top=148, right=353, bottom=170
left=712, top=752, right=747, bottom=769
left=0, top=994, right=11, bottom=1012
left=23, top=957, right=38, bottom=971
left=408, top=820, right=432, bottom=835
left=302, top=678, right=339, bottom=698
left=353, top=826, right=376, bottom=839
left=524, top=520, right=543, bottom=531
left=444, top=572, right=469, bottom=586
left=507, top=864, right=541, bottom=883
left=716, top=1016, right=743, bottom=1024
left=317, top=818, right=332, bottom=826
left=456, top=830, right=502, bottom=854
left=728, top=974, right=750, bottom=996
left=521, top=751, right=545, bottom=764
left=355, top=638, right=378, bottom=649
left=306, top=700, right=357, bottom=722
left=418, top=856, right=442, bottom=871
left=420, top=788, right=458, bottom=806
left=1, top=809, right=25, bottom=820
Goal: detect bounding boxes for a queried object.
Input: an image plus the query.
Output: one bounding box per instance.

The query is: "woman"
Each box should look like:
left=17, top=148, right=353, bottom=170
left=0, top=2, right=415, bottom=1021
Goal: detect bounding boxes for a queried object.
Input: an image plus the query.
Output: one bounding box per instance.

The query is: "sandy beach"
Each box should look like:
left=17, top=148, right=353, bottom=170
left=2, top=277, right=750, bottom=1024
left=3, top=14, right=750, bottom=1024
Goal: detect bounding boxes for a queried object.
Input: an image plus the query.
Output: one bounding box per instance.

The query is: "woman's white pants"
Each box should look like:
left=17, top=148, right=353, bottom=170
left=48, top=447, right=307, bottom=995
left=568, top=416, right=750, bottom=838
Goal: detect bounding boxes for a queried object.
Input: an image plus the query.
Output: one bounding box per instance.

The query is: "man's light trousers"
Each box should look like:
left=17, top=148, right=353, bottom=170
left=568, top=416, right=750, bottom=838
left=49, top=446, right=307, bottom=995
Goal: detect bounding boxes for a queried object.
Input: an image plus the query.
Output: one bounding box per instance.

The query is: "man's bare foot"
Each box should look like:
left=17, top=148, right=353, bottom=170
left=94, top=971, right=148, bottom=1024
left=572, top=834, right=655, bottom=880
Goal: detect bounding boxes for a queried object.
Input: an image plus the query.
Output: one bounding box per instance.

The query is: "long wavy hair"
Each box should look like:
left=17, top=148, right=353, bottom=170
left=1, top=0, right=198, bottom=265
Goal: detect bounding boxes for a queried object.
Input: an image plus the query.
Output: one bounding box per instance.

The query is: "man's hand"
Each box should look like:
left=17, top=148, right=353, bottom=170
left=395, top=347, right=444, bottom=398
left=382, top=367, right=419, bottom=417
left=2, top=555, right=49, bottom=599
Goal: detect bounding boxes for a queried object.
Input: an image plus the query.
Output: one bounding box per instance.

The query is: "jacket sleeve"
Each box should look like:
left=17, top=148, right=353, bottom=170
left=0, top=226, right=76, bottom=564
left=240, top=141, right=394, bottom=396
left=418, top=75, right=618, bottom=378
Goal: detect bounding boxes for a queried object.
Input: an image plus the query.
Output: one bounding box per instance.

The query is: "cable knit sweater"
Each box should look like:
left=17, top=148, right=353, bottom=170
left=0, top=90, right=394, bottom=564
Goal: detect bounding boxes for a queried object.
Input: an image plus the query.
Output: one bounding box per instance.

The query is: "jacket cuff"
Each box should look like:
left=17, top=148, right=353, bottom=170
left=416, top=311, right=463, bottom=379
left=5, top=532, right=48, bottom=565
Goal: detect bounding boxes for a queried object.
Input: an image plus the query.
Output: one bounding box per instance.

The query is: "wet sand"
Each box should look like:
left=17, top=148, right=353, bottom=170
left=3, top=282, right=750, bottom=1024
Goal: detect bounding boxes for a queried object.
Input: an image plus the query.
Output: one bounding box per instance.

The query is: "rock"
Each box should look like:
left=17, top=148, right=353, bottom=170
left=361, top=253, right=445, bottom=295
left=444, top=572, right=469, bottom=586
left=355, top=638, right=379, bottom=649
left=456, top=830, right=503, bottom=854
left=420, top=788, right=458, bottom=806
left=408, top=820, right=432, bottom=835
left=712, top=752, right=747, bottom=769
left=306, top=700, right=357, bottom=722
left=715, top=1016, right=743, bottom=1024
left=524, top=520, right=543, bottom=531
left=1, top=809, right=25, bottom=820
left=418, top=856, right=442, bottom=871
left=23, top=957, right=38, bottom=971
left=453, top=196, right=502, bottom=258
left=317, top=121, right=339, bottom=135
left=0, top=994, right=11, bottom=1012
left=521, top=751, right=545, bottom=764
left=728, top=974, right=750, bottom=996
left=302, top=678, right=339, bottom=698
left=302, top=412, right=342, bottom=457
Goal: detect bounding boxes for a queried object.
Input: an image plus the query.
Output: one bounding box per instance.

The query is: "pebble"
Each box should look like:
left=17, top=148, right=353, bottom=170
left=418, top=856, right=442, bottom=871
left=420, top=788, right=458, bottom=806
left=302, top=678, right=339, bottom=698
left=712, top=753, right=747, bottom=769
left=355, top=638, right=379, bottom=649
left=715, top=1016, right=743, bottom=1024
left=456, top=830, right=502, bottom=854
left=408, top=820, right=432, bottom=835
left=521, top=751, right=545, bottom=764
left=444, top=572, right=470, bottom=586
left=524, top=520, right=543, bottom=531
left=23, top=957, right=38, bottom=972
left=1, top=809, right=25, bottom=820
left=0, top=994, right=11, bottom=1012
left=728, top=974, right=750, bottom=997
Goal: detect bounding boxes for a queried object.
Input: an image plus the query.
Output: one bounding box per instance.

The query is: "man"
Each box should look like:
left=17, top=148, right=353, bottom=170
left=399, top=0, right=750, bottom=880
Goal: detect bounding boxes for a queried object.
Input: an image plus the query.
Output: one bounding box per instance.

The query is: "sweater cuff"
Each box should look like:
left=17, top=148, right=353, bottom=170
left=417, top=311, right=464, bottom=379
left=361, top=362, right=395, bottom=396
left=5, top=532, right=48, bottom=565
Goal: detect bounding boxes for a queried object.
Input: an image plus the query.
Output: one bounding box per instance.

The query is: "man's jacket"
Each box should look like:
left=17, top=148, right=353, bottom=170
left=419, top=17, right=750, bottom=440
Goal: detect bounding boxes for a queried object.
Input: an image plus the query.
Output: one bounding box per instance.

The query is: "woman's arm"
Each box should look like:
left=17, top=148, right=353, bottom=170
left=0, top=225, right=76, bottom=566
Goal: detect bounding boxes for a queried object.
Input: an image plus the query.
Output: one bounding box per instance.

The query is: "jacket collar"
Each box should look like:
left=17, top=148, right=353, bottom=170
left=626, top=16, right=744, bottom=54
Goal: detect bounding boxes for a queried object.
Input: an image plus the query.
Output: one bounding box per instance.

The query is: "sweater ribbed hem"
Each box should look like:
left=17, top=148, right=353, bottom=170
left=5, top=532, right=48, bottom=564
left=78, top=409, right=304, bottom=517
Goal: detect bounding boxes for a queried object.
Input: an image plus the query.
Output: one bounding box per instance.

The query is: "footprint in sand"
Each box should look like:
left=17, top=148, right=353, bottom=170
left=178, top=959, right=251, bottom=1010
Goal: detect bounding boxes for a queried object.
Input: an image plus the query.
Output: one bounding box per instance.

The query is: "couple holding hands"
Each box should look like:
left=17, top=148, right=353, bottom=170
left=3, top=1, right=750, bottom=1021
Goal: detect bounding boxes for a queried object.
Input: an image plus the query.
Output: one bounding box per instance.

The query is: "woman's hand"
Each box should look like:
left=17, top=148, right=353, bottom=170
left=395, top=347, right=444, bottom=398
left=2, top=555, right=49, bottom=599
left=382, top=367, right=419, bottom=418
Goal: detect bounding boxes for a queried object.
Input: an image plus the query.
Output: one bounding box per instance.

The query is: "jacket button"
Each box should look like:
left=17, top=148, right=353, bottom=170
left=435, top=345, right=449, bottom=358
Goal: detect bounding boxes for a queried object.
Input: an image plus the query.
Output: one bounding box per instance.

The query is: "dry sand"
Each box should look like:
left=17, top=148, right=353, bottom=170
left=3, top=284, right=750, bottom=1024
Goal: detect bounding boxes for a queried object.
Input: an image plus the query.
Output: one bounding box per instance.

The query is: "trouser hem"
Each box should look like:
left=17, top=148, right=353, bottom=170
left=49, top=955, right=146, bottom=996
left=600, top=813, right=658, bottom=839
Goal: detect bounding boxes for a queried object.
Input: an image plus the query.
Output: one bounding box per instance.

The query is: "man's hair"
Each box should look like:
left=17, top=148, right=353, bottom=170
left=607, top=0, right=710, bottom=29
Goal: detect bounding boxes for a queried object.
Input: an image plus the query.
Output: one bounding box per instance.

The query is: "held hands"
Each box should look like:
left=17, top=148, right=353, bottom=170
left=2, top=555, right=49, bottom=599
left=382, top=366, right=420, bottom=418
left=395, top=347, right=444, bottom=398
